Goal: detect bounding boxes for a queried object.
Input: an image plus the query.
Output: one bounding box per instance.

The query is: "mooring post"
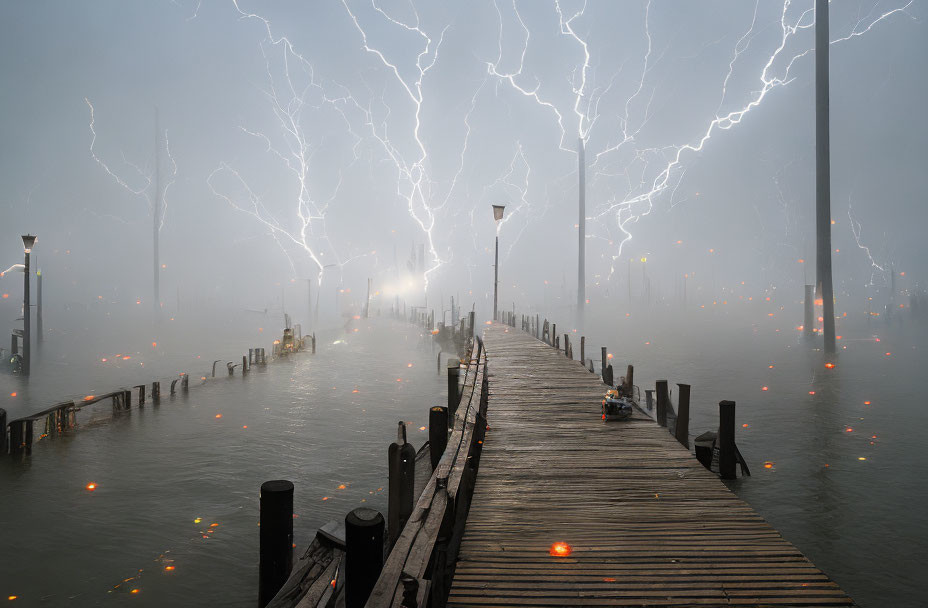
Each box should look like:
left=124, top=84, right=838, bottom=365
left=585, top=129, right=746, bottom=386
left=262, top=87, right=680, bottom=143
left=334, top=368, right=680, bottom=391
left=429, top=407, right=449, bottom=469
left=137, top=385, right=146, bottom=405
left=345, top=508, right=385, bottom=608
left=258, top=480, right=294, bottom=608
left=212, top=360, right=220, bottom=378
left=312, top=333, right=316, bottom=354
left=656, top=380, right=670, bottom=427
left=718, top=400, right=737, bottom=480
left=580, top=336, right=585, bottom=365
left=535, top=314, right=540, bottom=339
left=242, top=355, right=248, bottom=374
left=447, top=359, right=461, bottom=419
left=564, top=334, right=570, bottom=358
left=151, top=381, right=161, bottom=402
left=182, top=374, right=189, bottom=391
left=551, top=323, right=556, bottom=346
left=600, top=347, right=607, bottom=381
left=625, top=365, right=635, bottom=396
left=645, top=389, right=654, bottom=410
left=249, top=348, right=254, bottom=365
left=804, top=284, right=814, bottom=337
left=675, top=383, right=691, bottom=448
left=0, top=408, right=7, bottom=454
left=388, top=422, right=416, bottom=549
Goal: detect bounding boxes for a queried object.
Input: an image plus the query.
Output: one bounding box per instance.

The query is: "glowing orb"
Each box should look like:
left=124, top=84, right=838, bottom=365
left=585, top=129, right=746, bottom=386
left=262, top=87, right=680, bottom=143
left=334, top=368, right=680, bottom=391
left=86, top=482, right=97, bottom=491
left=549, top=542, right=572, bottom=557
left=763, top=462, right=774, bottom=469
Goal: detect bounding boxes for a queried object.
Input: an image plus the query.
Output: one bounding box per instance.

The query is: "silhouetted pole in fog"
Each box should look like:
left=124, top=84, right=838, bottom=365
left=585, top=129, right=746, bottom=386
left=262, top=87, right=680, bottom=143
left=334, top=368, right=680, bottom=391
left=577, top=137, right=586, bottom=322
left=153, top=108, right=162, bottom=320
left=804, top=285, right=814, bottom=337
left=815, top=0, right=836, bottom=353
left=492, top=205, right=505, bottom=320
left=36, top=268, right=43, bottom=343
left=21, top=235, right=36, bottom=376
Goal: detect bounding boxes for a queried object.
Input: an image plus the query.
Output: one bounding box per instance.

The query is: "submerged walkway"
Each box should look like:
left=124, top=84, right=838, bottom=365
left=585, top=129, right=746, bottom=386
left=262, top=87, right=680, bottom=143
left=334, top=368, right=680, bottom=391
left=447, top=323, right=854, bottom=607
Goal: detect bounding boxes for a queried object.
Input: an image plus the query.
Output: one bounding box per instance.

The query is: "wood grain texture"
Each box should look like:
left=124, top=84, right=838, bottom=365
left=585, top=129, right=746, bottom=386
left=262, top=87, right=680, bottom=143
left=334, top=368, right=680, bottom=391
left=447, top=323, right=854, bottom=608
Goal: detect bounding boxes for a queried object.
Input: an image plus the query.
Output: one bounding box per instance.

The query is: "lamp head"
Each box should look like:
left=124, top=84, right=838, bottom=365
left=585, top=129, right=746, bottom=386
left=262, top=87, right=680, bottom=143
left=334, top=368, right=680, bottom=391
left=492, top=205, right=506, bottom=222
left=22, top=234, right=37, bottom=253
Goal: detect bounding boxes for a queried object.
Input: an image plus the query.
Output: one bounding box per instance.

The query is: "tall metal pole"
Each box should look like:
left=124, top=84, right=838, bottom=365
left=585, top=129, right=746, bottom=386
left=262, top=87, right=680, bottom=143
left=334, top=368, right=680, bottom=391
left=36, top=268, right=43, bottom=343
left=22, top=250, right=30, bottom=376
left=577, top=137, right=586, bottom=318
left=815, top=0, right=836, bottom=353
left=493, top=236, right=499, bottom=320
left=153, top=108, right=161, bottom=320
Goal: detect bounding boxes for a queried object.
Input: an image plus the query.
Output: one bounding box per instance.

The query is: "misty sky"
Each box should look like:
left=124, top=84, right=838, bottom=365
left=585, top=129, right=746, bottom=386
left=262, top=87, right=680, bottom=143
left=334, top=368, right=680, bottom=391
left=1, top=0, right=924, bottom=321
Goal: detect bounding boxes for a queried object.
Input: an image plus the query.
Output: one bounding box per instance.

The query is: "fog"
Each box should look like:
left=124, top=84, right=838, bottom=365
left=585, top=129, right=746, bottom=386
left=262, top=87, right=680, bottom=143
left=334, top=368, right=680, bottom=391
left=1, top=0, right=924, bottom=339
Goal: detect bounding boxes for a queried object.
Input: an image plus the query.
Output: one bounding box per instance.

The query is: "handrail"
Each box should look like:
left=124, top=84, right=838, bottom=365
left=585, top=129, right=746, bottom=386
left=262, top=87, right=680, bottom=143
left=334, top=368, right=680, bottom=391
left=364, top=336, right=485, bottom=608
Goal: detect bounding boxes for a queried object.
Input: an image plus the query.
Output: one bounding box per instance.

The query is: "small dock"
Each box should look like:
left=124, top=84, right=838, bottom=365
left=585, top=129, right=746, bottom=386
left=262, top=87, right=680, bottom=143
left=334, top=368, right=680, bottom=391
left=446, top=323, right=854, bottom=607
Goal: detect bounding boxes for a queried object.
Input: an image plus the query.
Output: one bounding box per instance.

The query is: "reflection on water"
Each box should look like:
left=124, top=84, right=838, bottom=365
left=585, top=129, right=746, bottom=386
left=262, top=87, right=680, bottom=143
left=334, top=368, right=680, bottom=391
left=0, top=319, right=444, bottom=606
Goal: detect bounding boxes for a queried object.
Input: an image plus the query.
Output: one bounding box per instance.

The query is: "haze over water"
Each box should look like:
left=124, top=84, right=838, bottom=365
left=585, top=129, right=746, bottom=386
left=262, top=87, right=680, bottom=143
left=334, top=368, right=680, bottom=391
left=1, top=1, right=926, bottom=606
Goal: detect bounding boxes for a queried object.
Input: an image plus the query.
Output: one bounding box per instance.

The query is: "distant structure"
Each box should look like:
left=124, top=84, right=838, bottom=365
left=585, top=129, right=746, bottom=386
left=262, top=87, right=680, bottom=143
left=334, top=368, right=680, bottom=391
left=815, top=0, right=836, bottom=353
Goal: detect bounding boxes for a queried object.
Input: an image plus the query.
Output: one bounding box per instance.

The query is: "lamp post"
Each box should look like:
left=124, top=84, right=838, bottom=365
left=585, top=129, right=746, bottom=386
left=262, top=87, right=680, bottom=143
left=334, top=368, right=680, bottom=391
left=492, top=205, right=505, bottom=321
left=21, top=234, right=36, bottom=376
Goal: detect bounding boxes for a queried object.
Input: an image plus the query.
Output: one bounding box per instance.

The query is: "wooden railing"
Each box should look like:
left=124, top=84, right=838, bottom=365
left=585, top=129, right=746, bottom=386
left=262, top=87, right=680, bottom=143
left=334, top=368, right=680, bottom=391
left=364, top=336, right=488, bottom=608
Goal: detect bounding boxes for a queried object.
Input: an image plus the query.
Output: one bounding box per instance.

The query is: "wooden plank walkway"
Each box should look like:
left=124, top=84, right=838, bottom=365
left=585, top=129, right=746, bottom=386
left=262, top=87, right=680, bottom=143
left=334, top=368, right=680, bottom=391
left=447, top=323, right=854, bottom=607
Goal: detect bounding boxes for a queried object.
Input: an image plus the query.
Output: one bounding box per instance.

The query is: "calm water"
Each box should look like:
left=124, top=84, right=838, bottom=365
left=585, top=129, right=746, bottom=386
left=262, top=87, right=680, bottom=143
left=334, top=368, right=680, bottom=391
left=0, top=319, right=445, bottom=606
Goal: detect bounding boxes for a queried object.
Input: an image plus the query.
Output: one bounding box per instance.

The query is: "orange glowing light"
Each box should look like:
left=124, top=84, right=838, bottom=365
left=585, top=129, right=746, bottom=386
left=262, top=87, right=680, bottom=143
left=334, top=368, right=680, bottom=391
left=396, top=378, right=402, bottom=382
left=101, top=358, right=107, bottom=362
left=337, top=484, right=347, bottom=490
left=131, top=589, right=139, bottom=594
left=165, top=566, right=175, bottom=571
left=809, top=391, right=816, bottom=395
left=768, top=365, right=774, bottom=369
left=764, top=462, right=774, bottom=469
left=431, top=329, right=439, bottom=335
left=864, top=401, right=871, bottom=405
left=210, top=523, right=219, bottom=527
left=7, top=596, right=17, bottom=601
left=708, top=248, right=714, bottom=253
left=825, top=362, right=835, bottom=369
left=549, top=542, right=572, bottom=557
left=122, top=356, right=131, bottom=360
left=351, top=389, right=359, bottom=393
left=86, top=482, right=97, bottom=491
left=885, top=352, right=892, bottom=356
left=846, top=428, right=853, bottom=433
left=1, top=294, right=8, bottom=299
left=603, top=577, right=617, bottom=582
left=644, top=341, right=651, bottom=345
left=798, top=259, right=804, bottom=263
left=875, top=337, right=880, bottom=342
left=815, top=298, right=823, bottom=306
left=836, top=335, right=842, bottom=340
left=761, top=386, right=768, bottom=391
left=242, top=425, right=248, bottom=429
left=83, top=395, right=94, bottom=401
left=407, top=363, right=414, bottom=368
left=485, top=321, right=492, bottom=325
left=322, top=496, right=330, bottom=501
left=419, top=426, right=426, bottom=431
left=606, top=353, right=614, bottom=360
left=675, top=240, right=682, bottom=244
left=151, top=342, right=157, bottom=348
left=215, top=414, right=222, bottom=419
left=858, top=457, right=867, bottom=461
left=9, top=392, right=16, bottom=397
left=136, top=299, right=141, bottom=305
left=353, top=315, right=361, bottom=320
left=767, top=313, right=774, bottom=317
left=743, top=423, right=749, bottom=428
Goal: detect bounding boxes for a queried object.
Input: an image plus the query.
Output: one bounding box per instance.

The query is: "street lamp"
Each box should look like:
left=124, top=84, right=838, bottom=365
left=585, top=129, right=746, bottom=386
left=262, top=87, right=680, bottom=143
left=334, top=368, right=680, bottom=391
left=492, top=205, right=505, bottom=320
left=21, top=234, right=36, bottom=376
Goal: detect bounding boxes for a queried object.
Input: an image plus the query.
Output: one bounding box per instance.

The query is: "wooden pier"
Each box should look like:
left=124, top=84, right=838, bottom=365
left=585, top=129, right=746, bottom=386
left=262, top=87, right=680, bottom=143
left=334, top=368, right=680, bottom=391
left=444, top=323, right=854, bottom=607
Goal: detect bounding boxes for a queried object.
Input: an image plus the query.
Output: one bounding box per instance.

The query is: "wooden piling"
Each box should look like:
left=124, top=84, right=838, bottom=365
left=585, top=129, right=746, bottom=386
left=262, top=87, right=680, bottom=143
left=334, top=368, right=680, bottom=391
left=151, top=381, right=161, bottom=401
left=447, top=359, right=461, bottom=419
left=675, top=383, right=691, bottom=448
left=580, top=337, right=585, bottom=364
left=563, top=334, right=570, bottom=358
left=312, top=334, right=316, bottom=354
left=645, top=388, right=654, bottom=411
left=551, top=324, right=556, bottom=346
left=345, top=507, right=385, bottom=608
left=600, top=347, right=607, bottom=381
left=249, top=348, right=254, bottom=364
left=388, top=422, right=416, bottom=549
left=182, top=374, right=189, bottom=391
left=624, top=364, right=634, bottom=395
left=429, top=407, right=449, bottom=469
left=718, top=400, right=737, bottom=480
left=656, top=380, right=669, bottom=427
left=258, top=480, right=294, bottom=608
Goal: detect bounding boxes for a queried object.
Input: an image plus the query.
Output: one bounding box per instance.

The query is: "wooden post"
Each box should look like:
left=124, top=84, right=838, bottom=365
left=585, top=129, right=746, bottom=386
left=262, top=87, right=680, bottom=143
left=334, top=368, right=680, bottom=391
left=0, top=408, right=6, bottom=454
left=137, top=385, right=146, bottom=405
left=345, top=508, right=385, bottom=608
left=656, top=380, right=669, bottom=427
left=580, top=337, right=585, bottom=365
left=625, top=365, right=634, bottom=395
left=170, top=378, right=179, bottom=394
left=182, top=374, right=189, bottom=391
left=536, top=314, right=540, bottom=339
left=600, top=347, right=607, bottom=381
left=718, top=400, right=737, bottom=480
left=804, top=284, right=814, bottom=337
left=564, top=334, right=569, bottom=358
left=429, top=407, right=449, bottom=468
left=388, top=422, right=416, bottom=549
left=243, top=355, right=248, bottom=373
left=447, top=359, right=461, bottom=419
left=604, top=364, right=613, bottom=387
left=258, top=480, right=294, bottom=608
left=468, top=311, right=475, bottom=338
left=675, top=384, right=691, bottom=448
left=10, top=420, right=23, bottom=454
left=249, top=348, right=254, bottom=364
left=151, top=381, right=161, bottom=401
left=551, top=324, right=556, bottom=346
left=311, top=334, right=316, bottom=354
